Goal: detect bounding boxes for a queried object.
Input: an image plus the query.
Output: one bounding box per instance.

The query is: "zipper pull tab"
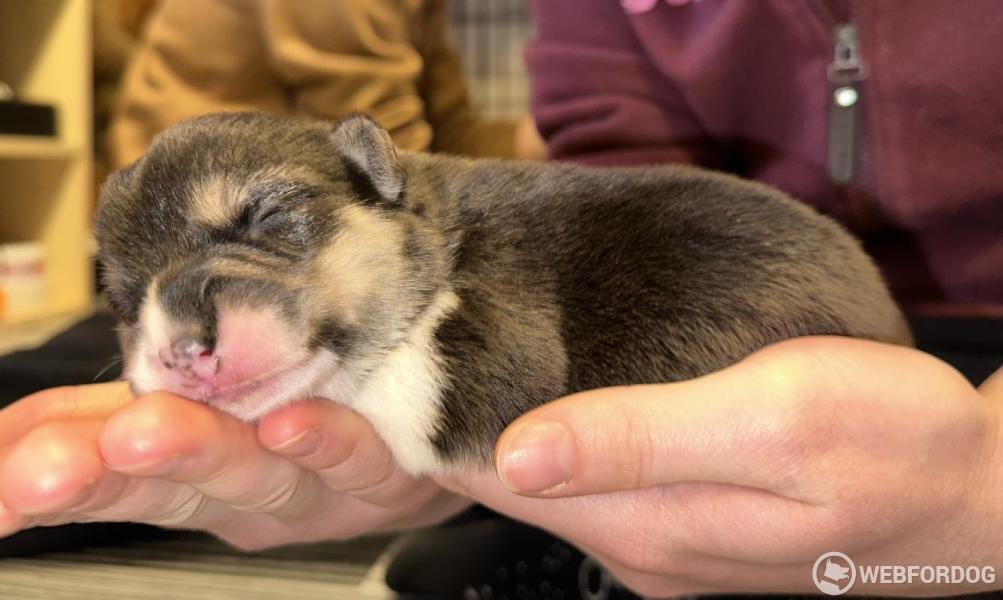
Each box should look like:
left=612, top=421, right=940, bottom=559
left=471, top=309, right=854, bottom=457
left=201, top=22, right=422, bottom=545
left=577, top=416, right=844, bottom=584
left=828, top=24, right=868, bottom=83
left=827, top=24, right=867, bottom=185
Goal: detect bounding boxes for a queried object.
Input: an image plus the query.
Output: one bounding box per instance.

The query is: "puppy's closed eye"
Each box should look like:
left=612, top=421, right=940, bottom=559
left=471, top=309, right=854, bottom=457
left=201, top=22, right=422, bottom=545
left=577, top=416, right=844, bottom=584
left=253, top=205, right=284, bottom=227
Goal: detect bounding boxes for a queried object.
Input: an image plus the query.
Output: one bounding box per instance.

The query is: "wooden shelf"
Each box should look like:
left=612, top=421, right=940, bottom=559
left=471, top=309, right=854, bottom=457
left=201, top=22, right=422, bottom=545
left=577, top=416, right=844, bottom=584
left=0, top=135, right=81, bottom=160
left=0, top=0, right=94, bottom=336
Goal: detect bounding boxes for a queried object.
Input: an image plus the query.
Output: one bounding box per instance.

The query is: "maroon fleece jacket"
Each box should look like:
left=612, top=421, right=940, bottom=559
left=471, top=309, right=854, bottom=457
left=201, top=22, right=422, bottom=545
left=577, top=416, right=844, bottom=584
left=527, top=0, right=1003, bottom=316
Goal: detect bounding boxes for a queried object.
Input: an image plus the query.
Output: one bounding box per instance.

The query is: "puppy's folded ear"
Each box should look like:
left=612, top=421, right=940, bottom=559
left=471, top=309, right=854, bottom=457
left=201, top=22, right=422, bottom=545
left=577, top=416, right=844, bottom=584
left=332, top=114, right=406, bottom=208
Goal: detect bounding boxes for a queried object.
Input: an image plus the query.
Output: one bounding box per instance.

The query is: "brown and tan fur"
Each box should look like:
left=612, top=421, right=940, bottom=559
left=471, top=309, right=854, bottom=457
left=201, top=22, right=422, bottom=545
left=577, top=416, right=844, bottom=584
left=96, top=112, right=911, bottom=474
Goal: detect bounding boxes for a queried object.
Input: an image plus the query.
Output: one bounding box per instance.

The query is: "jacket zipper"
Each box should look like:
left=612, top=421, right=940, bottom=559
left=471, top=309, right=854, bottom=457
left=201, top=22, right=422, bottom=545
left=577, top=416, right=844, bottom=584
left=827, top=23, right=868, bottom=185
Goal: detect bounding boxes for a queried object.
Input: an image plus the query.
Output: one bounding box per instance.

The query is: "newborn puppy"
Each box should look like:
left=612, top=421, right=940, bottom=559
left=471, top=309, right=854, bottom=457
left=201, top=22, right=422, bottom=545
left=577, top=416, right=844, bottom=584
left=96, top=112, right=911, bottom=474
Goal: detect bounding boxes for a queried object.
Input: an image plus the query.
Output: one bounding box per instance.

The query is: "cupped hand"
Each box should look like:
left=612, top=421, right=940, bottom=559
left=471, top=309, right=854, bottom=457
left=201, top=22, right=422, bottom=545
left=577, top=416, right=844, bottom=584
left=440, top=337, right=1003, bottom=597
left=0, top=384, right=470, bottom=550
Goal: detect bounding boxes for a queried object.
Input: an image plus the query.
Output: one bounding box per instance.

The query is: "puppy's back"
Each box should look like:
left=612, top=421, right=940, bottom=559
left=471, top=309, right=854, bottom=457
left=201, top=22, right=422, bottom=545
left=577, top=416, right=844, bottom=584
left=421, top=158, right=911, bottom=462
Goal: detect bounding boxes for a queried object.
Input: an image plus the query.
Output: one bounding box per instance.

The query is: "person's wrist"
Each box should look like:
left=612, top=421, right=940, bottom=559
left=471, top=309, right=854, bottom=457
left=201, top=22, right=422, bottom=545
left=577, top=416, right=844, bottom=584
left=973, top=392, right=1003, bottom=575
left=927, top=378, right=1003, bottom=594
left=515, top=115, right=547, bottom=161
left=931, top=385, right=1003, bottom=597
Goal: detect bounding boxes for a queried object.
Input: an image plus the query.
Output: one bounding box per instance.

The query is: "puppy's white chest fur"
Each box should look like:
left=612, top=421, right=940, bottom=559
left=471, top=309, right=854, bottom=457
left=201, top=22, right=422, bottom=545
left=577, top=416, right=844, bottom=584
left=318, top=290, right=459, bottom=475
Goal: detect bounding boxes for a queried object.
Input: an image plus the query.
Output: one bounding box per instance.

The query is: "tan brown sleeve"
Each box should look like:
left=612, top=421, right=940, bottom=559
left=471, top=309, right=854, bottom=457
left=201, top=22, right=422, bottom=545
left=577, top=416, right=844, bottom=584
left=107, top=0, right=287, bottom=168
left=109, top=0, right=516, bottom=167
left=259, top=0, right=441, bottom=153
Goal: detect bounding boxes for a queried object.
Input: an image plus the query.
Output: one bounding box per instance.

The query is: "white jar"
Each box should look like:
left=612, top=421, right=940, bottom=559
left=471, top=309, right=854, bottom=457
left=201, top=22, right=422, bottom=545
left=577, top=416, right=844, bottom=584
left=0, top=242, right=46, bottom=320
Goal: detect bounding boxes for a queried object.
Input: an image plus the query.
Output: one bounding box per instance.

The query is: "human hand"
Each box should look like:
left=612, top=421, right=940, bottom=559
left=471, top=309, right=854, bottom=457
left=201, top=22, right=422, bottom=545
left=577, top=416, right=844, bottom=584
left=515, top=114, right=548, bottom=161
left=440, top=337, right=1003, bottom=597
left=0, top=383, right=471, bottom=550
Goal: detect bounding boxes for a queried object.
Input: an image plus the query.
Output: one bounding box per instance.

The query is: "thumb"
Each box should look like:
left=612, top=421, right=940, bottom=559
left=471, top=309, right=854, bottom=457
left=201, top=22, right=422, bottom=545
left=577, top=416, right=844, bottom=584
left=492, top=337, right=875, bottom=498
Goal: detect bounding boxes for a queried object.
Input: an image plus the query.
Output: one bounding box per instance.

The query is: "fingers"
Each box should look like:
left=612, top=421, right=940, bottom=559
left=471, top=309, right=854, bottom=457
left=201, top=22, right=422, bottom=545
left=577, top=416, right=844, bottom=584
left=492, top=336, right=916, bottom=498
left=0, top=386, right=455, bottom=548
left=0, top=420, right=109, bottom=515
left=98, top=392, right=332, bottom=519
left=490, top=348, right=809, bottom=498
left=0, top=412, right=220, bottom=534
left=440, top=469, right=826, bottom=572
left=0, top=384, right=133, bottom=531
left=0, top=382, right=133, bottom=448
left=0, top=416, right=145, bottom=535
left=257, top=400, right=430, bottom=507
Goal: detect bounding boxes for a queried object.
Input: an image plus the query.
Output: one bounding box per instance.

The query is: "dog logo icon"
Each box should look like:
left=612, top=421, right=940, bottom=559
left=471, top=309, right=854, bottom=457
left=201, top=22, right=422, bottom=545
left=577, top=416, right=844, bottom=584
left=813, top=552, right=856, bottom=595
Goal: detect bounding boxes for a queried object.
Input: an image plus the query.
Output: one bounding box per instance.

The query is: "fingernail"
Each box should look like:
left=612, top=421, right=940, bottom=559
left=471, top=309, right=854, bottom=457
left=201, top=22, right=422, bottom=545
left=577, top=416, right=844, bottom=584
left=497, top=421, right=576, bottom=494
left=269, top=428, right=320, bottom=456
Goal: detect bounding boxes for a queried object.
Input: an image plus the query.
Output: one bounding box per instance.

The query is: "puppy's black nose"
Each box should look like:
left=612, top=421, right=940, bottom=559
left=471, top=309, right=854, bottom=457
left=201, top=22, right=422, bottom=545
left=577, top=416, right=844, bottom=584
left=158, top=338, right=221, bottom=380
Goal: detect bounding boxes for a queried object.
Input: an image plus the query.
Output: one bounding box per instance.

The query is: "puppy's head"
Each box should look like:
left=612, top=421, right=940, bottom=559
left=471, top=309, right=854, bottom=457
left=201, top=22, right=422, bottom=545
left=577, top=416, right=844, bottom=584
left=96, top=112, right=448, bottom=419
